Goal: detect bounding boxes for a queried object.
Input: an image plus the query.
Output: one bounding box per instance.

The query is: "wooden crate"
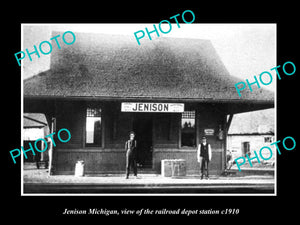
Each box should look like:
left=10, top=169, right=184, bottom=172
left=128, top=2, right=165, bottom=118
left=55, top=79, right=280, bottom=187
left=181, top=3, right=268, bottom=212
left=161, top=159, right=186, bottom=177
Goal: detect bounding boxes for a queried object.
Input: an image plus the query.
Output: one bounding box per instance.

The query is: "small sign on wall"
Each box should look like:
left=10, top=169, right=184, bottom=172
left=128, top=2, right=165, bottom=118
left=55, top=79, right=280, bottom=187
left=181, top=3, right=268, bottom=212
left=204, top=129, right=215, bottom=136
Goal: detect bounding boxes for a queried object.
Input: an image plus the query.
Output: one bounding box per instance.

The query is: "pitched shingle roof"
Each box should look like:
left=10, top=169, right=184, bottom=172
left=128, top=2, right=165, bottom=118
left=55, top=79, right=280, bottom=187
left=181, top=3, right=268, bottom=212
left=23, top=113, right=48, bottom=128
left=24, top=32, right=274, bottom=103
left=228, top=108, right=275, bottom=134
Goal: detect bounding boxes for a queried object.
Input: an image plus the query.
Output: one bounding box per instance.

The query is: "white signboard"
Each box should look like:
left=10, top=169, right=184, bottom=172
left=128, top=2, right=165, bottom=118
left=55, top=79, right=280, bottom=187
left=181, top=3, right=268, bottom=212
left=121, top=102, right=184, bottom=113
left=204, top=129, right=215, bottom=136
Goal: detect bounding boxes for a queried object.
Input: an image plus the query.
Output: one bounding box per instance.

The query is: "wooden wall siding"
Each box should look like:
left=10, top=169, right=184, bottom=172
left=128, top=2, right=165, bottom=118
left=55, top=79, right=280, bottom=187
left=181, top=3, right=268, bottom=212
left=198, top=108, right=221, bottom=138
left=196, top=105, right=226, bottom=174
left=54, top=150, right=126, bottom=174
left=153, top=149, right=223, bottom=175
left=153, top=113, right=179, bottom=146
left=55, top=101, right=85, bottom=149
left=105, top=103, right=132, bottom=148
left=105, top=105, right=182, bottom=149
left=53, top=148, right=222, bottom=175
left=51, top=101, right=227, bottom=175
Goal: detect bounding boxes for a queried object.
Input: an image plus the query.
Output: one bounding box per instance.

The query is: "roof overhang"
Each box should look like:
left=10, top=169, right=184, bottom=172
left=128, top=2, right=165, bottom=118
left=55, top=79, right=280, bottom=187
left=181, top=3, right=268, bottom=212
left=24, top=95, right=274, bottom=115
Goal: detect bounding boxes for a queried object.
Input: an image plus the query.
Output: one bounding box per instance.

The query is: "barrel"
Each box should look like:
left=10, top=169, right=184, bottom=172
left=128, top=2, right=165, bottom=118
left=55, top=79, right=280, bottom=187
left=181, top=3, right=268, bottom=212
left=74, top=160, right=85, bottom=177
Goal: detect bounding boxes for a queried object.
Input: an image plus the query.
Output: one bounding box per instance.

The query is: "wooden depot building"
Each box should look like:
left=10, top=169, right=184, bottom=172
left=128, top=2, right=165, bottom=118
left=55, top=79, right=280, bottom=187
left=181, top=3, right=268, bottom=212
left=24, top=32, right=274, bottom=175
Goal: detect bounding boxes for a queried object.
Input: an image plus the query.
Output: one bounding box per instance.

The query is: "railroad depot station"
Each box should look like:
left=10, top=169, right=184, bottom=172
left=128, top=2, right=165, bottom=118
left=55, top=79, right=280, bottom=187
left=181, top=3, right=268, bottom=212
left=24, top=32, right=274, bottom=176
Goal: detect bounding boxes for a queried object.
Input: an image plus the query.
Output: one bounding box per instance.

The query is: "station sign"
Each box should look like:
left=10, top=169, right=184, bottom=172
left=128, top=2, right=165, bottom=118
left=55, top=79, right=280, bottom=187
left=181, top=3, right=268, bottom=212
left=121, top=102, right=184, bottom=113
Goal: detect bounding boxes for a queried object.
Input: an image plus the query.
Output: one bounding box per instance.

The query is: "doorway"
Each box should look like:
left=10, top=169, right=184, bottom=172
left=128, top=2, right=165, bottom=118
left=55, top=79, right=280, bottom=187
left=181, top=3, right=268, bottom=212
left=132, top=113, right=153, bottom=168
left=241, top=142, right=250, bottom=157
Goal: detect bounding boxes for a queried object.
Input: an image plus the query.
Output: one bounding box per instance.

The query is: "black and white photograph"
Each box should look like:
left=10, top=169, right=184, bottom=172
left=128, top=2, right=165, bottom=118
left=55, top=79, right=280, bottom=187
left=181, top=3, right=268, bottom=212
left=21, top=23, right=276, bottom=195
left=4, top=4, right=298, bottom=221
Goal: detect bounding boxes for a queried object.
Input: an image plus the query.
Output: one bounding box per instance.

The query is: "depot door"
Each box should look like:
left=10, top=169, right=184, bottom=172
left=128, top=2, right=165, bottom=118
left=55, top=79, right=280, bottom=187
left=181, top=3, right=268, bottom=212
left=132, top=113, right=153, bottom=168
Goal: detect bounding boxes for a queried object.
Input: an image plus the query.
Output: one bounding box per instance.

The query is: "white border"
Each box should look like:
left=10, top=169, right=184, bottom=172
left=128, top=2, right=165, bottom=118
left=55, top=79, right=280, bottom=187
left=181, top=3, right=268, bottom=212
left=21, top=23, right=24, bottom=195
left=21, top=23, right=277, bottom=197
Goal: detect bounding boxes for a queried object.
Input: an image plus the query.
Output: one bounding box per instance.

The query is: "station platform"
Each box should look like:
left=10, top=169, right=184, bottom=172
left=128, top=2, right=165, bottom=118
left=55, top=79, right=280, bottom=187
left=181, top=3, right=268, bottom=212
left=23, top=164, right=275, bottom=194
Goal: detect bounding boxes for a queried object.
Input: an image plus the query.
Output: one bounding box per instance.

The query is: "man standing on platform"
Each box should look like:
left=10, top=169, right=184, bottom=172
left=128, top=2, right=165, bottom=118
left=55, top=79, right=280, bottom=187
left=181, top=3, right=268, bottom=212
left=125, top=131, right=138, bottom=179
left=197, top=136, right=212, bottom=179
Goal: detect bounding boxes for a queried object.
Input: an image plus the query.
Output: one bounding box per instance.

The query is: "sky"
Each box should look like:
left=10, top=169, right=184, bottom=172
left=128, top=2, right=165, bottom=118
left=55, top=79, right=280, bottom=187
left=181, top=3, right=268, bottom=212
left=22, top=23, right=276, bottom=91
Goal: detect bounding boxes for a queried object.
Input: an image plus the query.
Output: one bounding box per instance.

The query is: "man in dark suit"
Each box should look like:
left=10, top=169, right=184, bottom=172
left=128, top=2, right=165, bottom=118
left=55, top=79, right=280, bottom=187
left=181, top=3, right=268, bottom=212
left=197, top=136, right=212, bottom=179
left=125, top=131, right=138, bottom=179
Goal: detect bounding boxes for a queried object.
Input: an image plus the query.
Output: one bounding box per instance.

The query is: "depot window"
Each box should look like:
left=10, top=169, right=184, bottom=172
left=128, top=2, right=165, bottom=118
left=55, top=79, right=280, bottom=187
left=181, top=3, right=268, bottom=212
left=181, top=110, right=196, bottom=147
left=264, top=136, right=274, bottom=143
left=85, top=107, right=102, bottom=147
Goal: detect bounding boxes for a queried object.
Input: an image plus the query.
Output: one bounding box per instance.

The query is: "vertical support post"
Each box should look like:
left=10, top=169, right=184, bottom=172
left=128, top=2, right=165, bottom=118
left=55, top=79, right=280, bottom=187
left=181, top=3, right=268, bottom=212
left=112, top=106, right=118, bottom=140
left=178, top=113, right=182, bottom=148
left=168, top=115, right=172, bottom=140
left=49, top=117, right=55, bottom=175
left=45, top=116, right=55, bottom=176
left=46, top=99, right=57, bottom=176
left=222, top=116, right=227, bottom=172
left=225, top=114, right=233, bottom=133
left=196, top=108, right=200, bottom=148
left=101, top=105, right=105, bottom=149
left=41, top=140, right=45, bottom=161
left=152, top=114, right=156, bottom=148
left=82, top=104, right=86, bottom=149
left=223, top=114, right=233, bottom=172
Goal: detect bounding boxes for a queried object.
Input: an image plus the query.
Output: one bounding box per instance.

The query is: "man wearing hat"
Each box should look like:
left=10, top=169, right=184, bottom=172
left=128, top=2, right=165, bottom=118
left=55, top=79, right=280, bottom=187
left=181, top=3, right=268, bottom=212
left=125, top=131, right=138, bottom=179
left=197, top=136, right=212, bottom=179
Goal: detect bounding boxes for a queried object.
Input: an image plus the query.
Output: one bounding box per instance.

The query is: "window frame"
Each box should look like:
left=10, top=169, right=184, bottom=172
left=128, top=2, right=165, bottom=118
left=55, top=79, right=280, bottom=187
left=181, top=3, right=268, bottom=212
left=180, top=110, right=197, bottom=148
left=84, top=103, right=104, bottom=148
